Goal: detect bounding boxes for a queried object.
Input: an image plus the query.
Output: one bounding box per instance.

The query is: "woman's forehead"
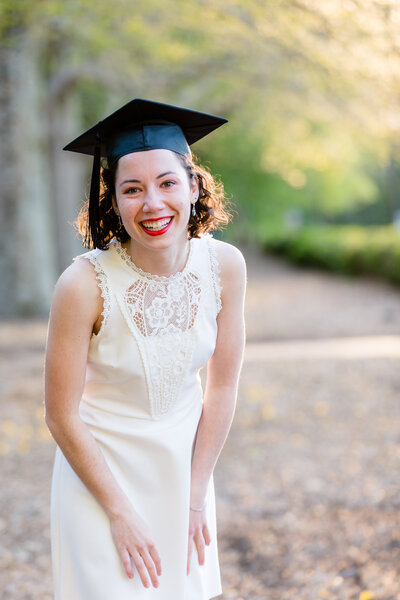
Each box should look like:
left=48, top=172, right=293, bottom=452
left=116, top=148, right=183, bottom=174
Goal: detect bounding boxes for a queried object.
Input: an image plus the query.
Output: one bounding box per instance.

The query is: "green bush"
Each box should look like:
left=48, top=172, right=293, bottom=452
left=261, top=225, right=400, bottom=285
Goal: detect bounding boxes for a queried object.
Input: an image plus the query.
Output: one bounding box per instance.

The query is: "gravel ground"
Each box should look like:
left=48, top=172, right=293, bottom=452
left=1, top=245, right=399, bottom=599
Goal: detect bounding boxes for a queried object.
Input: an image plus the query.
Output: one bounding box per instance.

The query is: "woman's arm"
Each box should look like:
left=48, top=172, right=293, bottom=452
left=45, top=258, right=161, bottom=589
left=187, top=240, right=247, bottom=573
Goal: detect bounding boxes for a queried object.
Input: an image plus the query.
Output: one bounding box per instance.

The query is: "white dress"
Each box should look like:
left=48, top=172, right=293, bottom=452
left=50, top=233, right=223, bottom=600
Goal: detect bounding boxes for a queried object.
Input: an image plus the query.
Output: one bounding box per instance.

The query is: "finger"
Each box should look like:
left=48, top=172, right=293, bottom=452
left=131, top=550, right=150, bottom=588
left=202, top=523, right=211, bottom=545
left=140, top=547, right=160, bottom=588
left=149, top=544, right=162, bottom=577
left=194, top=531, right=205, bottom=565
left=187, top=534, right=193, bottom=575
left=120, top=547, right=133, bottom=579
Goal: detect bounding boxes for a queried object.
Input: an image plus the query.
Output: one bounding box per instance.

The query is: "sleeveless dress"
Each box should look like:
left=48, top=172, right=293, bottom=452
left=50, top=233, right=223, bottom=600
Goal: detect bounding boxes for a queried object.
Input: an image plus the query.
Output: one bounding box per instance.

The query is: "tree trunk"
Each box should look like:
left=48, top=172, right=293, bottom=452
left=47, top=91, right=88, bottom=274
left=0, top=46, right=19, bottom=316
left=0, top=36, right=57, bottom=317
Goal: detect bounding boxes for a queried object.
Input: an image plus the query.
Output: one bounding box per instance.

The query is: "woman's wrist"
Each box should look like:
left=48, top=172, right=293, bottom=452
left=190, top=480, right=209, bottom=512
left=189, top=490, right=207, bottom=512
left=105, top=495, right=134, bottom=521
left=190, top=502, right=206, bottom=512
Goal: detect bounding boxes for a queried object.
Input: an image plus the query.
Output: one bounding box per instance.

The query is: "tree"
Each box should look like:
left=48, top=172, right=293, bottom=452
left=1, top=0, right=399, bottom=314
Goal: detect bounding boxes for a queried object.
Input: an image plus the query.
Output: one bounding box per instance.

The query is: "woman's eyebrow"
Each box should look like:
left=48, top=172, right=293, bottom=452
left=119, top=171, right=178, bottom=188
left=156, top=170, right=178, bottom=179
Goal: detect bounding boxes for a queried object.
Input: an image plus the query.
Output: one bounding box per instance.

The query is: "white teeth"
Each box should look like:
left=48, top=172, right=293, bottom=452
left=141, top=217, right=172, bottom=231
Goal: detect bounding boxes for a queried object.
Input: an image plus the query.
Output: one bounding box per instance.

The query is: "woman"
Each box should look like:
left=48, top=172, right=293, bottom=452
left=45, top=98, right=247, bottom=599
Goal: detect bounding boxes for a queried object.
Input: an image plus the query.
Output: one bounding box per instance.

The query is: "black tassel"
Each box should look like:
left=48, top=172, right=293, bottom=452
left=86, top=128, right=101, bottom=248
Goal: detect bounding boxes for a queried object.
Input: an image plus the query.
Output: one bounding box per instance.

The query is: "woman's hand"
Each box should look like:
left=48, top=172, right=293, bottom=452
left=110, top=507, right=162, bottom=588
left=186, top=508, right=211, bottom=575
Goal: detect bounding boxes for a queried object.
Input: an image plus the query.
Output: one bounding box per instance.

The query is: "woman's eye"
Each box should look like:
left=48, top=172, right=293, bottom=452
left=161, top=180, right=175, bottom=188
left=124, top=187, right=140, bottom=194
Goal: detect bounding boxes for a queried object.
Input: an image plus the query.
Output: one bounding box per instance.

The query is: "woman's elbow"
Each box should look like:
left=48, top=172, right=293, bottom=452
left=44, top=407, right=80, bottom=441
left=45, top=410, right=61, bottom=440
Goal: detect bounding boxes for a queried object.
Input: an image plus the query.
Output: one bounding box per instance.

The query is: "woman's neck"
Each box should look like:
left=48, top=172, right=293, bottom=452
left=123, top=234, right=190, bottom=277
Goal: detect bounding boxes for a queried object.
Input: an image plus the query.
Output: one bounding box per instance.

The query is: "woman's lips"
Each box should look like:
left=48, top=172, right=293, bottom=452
left=140, top=216, right=174, bottom=236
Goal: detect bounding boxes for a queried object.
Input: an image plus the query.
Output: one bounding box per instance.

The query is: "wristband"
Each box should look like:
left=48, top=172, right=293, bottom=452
left=190, top=504, right=205, bottom=512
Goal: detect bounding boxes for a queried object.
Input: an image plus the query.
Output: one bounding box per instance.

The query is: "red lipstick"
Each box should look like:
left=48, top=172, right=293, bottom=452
left=140, top=217, right=174, bottom=236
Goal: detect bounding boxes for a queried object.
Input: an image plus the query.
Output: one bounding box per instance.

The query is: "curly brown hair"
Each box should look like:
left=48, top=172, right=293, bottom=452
left=74, top=151, right=234, bottom=250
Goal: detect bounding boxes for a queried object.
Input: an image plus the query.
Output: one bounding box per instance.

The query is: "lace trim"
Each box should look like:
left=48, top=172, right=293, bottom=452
left=206, top=235, right=222, bottom=315
left=112, top=237, right=194, bottom=282
left=72, top=252, right=111, bottom=338
left=124, top=273, right=201, bottom=337
left=116, top=270, right=202, bottom=419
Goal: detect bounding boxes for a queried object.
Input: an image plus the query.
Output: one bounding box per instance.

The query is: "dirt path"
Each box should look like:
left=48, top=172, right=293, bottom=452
left=1, top=245, right=399, bottom=599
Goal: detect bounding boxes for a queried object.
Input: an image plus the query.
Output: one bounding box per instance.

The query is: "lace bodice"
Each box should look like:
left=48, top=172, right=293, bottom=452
left=123, top=273, right=201, bottom=337
left=73, top=234, right=222, bottom=420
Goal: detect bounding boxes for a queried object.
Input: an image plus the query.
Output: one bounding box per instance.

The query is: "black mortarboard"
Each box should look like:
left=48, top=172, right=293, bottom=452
left=63, top=98, right=228, bottom=248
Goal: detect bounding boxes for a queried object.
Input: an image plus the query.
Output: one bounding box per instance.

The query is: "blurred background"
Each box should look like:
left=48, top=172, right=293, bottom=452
left=1, top=0, right=400, bottom=315
left=1, top=1, right=400, bottom=599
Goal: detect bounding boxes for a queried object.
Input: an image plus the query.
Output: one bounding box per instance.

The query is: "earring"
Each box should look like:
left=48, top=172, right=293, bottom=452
left=192, top=202, right=197, bottom=217
left=118, top=215, right=123, bottom=229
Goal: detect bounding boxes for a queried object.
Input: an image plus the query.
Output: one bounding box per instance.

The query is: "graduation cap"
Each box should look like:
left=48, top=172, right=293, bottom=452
left=63, top=98, right=228, bottom=248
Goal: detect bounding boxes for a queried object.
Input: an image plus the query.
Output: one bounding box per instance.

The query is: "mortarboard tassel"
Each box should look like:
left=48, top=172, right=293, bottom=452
left=86, top=128, right=101, bottom=248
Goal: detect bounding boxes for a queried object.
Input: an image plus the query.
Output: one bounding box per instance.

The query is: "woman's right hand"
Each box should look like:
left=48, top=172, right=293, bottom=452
left=110, top=507, right=162, bottom=588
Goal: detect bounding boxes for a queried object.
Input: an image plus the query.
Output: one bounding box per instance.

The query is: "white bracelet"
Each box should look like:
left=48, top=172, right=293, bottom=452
left=190, top=504, right=206, bottom=512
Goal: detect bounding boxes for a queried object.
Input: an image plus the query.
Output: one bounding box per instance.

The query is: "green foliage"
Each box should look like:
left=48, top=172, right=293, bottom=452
left=201, top=123, right=381, bottom=245
left=261, top=225, right=400, bottom=285
left=2, top=0, right=399, bottom=236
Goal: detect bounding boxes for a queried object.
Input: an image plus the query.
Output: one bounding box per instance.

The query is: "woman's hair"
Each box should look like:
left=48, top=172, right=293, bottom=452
left=74, top=151, right=234, bottom=250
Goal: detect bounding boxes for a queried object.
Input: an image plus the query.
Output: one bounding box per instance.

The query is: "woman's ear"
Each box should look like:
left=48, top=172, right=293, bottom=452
left=111, top=195, right=119, bottom=215
left=191, top=173, right=200, bottom=201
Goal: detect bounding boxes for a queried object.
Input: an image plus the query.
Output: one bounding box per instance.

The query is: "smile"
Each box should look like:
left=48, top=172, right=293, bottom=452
left=140, top=217, right=174, bottom=235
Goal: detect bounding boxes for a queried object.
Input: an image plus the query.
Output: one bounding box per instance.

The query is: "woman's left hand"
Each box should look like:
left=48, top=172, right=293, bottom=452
left=186, top=508, right=211, bottom=575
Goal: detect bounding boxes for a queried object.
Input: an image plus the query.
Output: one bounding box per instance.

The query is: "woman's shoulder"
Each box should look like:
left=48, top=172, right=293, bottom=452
left=72, top=245, right=105, bottom=265
left=206, top=235, right=246, bottom=274
left=204, top=235, right=247, bottom=304
left=47, top=255, right=103, bottom=344
left=51, top=250, right=103, bottom=316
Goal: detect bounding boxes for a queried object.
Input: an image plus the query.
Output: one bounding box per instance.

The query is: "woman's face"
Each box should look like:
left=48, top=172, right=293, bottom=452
left=112, top=149, right=198, bottom=249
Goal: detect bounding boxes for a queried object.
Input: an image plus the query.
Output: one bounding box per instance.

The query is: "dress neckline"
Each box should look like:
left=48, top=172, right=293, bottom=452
left=112, top=237, right=195, bottom=282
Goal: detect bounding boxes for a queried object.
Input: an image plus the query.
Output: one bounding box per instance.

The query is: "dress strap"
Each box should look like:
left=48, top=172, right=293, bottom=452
left=204, top=234, right=222, bottom=315
left=72, top=249, right=111, bottom=338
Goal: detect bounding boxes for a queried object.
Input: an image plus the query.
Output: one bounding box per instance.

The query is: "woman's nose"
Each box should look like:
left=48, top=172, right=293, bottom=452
left=142, top=187, right=164, bottom=212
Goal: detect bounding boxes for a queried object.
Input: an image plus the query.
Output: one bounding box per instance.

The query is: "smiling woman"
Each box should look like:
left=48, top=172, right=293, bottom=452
left=45, top=98, right=246, bottom=600
left=74, top=146, right=232, bottom=251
